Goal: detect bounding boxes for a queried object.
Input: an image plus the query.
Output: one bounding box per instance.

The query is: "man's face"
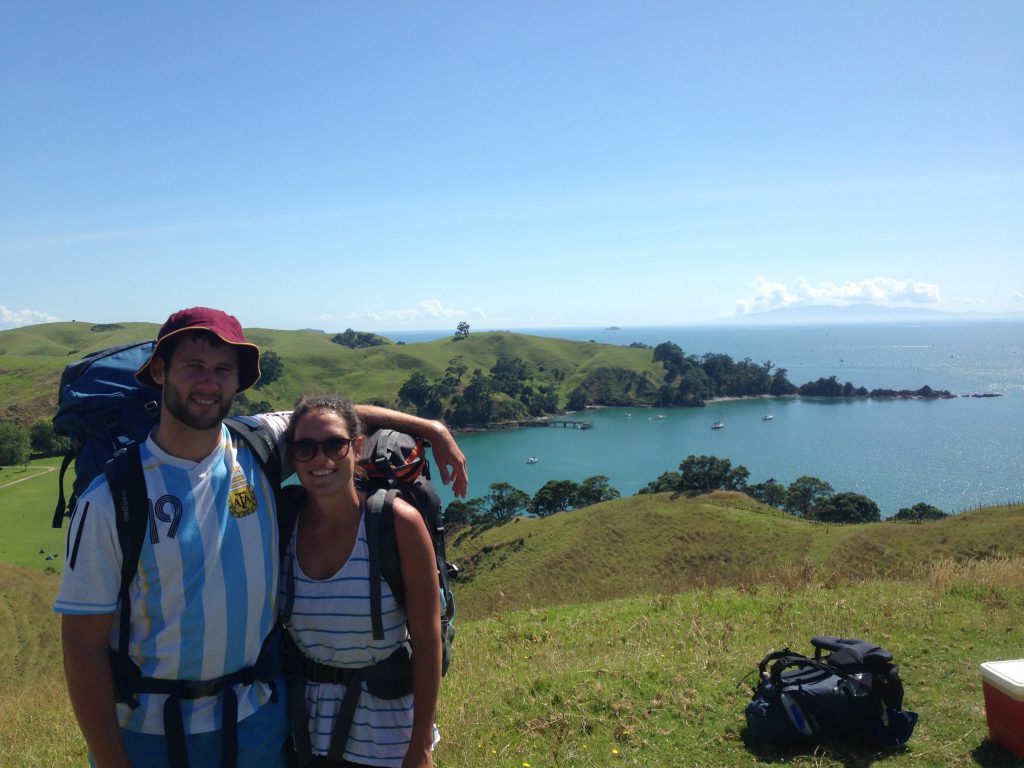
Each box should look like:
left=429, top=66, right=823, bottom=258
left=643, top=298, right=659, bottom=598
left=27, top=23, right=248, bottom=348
left=151, top=335, right=240, bottom=431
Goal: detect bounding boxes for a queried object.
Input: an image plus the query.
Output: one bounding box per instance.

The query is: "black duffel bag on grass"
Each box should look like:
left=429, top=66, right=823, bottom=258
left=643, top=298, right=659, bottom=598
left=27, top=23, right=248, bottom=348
left=745, top=636, right=918, bottom=747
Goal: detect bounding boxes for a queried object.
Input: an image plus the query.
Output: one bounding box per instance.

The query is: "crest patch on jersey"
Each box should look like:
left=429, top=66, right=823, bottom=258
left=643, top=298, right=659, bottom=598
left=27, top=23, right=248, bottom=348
left=228, top=464, right=258, bottom=518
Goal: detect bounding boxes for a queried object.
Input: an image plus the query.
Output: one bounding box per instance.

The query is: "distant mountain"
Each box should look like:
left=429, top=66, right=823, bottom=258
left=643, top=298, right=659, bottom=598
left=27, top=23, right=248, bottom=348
left=732, top=303, right=1016, bottom=325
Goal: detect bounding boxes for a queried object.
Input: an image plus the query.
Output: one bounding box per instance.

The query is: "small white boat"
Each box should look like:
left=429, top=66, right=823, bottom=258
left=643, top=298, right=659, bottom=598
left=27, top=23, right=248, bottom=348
left=653, top=414, right=667, bottom=420
left=762, top=412, right=774, bottom=421
left=526, top=456, right=539, bottom=464
left=711, top=420, right=725, bottom=430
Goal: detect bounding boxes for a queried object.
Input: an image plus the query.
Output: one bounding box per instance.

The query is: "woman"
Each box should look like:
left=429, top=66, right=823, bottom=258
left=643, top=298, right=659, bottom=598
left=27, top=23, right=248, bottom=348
left=281, top=394, right=441, bottom=768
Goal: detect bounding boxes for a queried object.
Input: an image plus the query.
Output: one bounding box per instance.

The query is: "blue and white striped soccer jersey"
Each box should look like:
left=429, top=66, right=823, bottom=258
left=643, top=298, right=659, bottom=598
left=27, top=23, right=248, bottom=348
left=54, top=418, right=286, bottom=735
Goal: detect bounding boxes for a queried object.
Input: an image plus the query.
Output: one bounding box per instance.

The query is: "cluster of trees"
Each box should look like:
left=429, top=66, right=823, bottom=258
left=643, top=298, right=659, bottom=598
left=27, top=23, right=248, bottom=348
left=331, top=328, right=390, bottom=349
left=639, top=454, right=948, bottom=524
left=254, top=350, right=284, bottom=389
left=892, top=502, right=948, bottom=521
left=445, top=475, right=620, bottom=527
left=796, top=377, right=954, bottom=400
left=649, top=343, right=797, bottom=407
left=0, top=420, right=70, bottom=465
left=398, top=355, right=560, bottom=428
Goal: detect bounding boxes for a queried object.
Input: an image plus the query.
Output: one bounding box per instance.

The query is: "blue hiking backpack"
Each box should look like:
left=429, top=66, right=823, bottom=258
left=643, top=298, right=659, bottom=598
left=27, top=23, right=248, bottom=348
left=52, top=340, right=161, bottom=527
left=745, top=636, right=918, bottom=747
left=51, top=341, right=286, bottom=768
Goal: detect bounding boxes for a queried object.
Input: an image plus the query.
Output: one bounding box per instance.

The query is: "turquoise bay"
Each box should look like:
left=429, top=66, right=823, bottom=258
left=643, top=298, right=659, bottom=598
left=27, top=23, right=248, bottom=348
left=389, top=321, right=1023, bottom=518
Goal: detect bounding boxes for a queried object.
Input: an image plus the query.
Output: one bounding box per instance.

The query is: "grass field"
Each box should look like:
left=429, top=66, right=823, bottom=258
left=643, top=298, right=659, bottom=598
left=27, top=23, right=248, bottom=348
left=3, top=557, right=1022, bottom=767
left=1, top=457, right=68, bottom=571
left=3, top=459, right=1023, bottom=767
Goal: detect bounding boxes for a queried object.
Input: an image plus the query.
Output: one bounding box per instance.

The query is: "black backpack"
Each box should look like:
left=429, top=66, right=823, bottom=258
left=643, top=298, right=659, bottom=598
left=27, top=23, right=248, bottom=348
left=745, top=636, right=918, bottom=747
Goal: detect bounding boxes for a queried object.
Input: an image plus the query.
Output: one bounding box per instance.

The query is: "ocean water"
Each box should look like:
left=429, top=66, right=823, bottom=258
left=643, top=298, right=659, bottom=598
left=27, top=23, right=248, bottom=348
left=388, top=321, right=1024, bottom=518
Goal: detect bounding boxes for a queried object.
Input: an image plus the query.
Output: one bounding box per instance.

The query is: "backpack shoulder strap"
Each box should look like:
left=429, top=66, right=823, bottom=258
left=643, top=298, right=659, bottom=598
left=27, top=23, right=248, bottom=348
left=277, top=485, right=305, bottom=623
left=224, top=415, right=290, bottom=563
left=365, top=488, right=400, bottom=640
left=52, top=450, right=77, bottom=527
left=224, top=415, right=283, bottom=490
left=104, top=444, right=149, bottom=657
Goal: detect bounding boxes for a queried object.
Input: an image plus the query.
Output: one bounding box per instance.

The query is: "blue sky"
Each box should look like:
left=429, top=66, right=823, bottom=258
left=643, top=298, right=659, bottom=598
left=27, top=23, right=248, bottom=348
left=2, top=2, right=1022, bottom=332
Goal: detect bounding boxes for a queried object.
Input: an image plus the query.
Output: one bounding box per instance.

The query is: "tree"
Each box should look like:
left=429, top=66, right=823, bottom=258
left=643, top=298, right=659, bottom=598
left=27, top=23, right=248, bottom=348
left=894, top=502, right=948, bottom=522
left=443, top=356, right=468, bottom=389
left=677, top=455, right=749, bottom=493
left=574, top=475, right=621, bottom=507
left=524, top=384, right=559, bottom=416
left=331, top=328, right=390, bottom=349
left=638, top=471, right=682, bottom=494
left=747, top=478, right=787, bottom=508
left=490, top=356, right=531, bottom=397
left=769, top=367, right=798, bottom=396
left=444, top=499, right=480, bottom=529
left=448, top=369, right=494, bottom=427
left=231, top=396, right=274, bottom=416
left=454, top=321, right=470, bottom=339
left=532, top=480, right=578, bottom=517
left=30, top=419, right=70, bottom=457
left=0, top=422, right=31, bottom=466
left=815, top=492, right=881, bottom=523
left=566, top=387, right=588, bottom=411
left=784, top=476, right=835, bottom=518
left=254, top=350, right=284, bottom=388
left=481, top=482, right=531, bottom=521
left=653, top=342, right=686, bottom=383
left=398, top=372, right=432, bottom=413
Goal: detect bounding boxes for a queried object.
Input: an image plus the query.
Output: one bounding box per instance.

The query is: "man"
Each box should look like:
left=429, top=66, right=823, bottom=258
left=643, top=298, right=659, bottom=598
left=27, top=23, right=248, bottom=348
left=54, top=307, right=468, bottom=768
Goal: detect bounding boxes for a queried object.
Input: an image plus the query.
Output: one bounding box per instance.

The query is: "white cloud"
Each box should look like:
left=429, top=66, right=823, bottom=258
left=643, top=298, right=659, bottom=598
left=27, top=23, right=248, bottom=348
left=0, top=305, right=61, bottom=330
left=1013, top=293, right=1024, bottom=304
left=736, top=277, right=941, bottom=315
left=346, top=300, right=486, bottom=328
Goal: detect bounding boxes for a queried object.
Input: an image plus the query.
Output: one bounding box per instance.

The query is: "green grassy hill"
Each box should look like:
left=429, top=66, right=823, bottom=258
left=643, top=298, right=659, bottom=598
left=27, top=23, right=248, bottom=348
left=448, top=492, right=1024, bottom=619
left=0, top=322, right=665, bottom=425
left=2, top=469, right=1023, bottom=765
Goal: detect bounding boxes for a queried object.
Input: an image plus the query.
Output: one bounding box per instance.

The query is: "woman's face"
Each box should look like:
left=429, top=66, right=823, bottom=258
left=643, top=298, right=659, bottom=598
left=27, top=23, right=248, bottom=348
left=291, top=407, right=361, bottom=499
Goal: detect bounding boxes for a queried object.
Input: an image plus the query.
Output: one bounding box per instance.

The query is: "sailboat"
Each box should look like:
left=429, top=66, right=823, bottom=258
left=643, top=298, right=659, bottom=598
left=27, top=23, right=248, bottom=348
left=711, top=413, right=725, bottom=430
left=762, top=410, right=774, bottom=421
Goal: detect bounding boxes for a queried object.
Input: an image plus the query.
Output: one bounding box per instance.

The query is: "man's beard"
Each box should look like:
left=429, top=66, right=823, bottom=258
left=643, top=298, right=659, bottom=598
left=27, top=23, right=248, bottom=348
left=163, top=383, right=233, bottom=431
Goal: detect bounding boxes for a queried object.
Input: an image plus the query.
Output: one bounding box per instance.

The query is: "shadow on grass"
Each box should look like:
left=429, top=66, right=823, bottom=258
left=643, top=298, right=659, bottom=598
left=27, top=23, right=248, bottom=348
left=742, top=732, right=1024, bottom=767
left=451, top=517, right=518, bottom=546
left=741, top=730, right=909, bottom=767
left=970, top=737, right=1022, bottom=767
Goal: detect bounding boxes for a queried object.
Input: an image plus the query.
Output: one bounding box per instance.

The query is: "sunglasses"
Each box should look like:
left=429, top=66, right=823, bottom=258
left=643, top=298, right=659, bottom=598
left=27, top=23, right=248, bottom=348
left=289, top=436, right=355, bottom=462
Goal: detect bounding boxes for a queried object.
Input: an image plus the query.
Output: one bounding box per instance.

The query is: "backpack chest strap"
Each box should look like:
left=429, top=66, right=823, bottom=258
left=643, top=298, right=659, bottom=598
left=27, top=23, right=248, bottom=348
left=287, top=642, right=413, bottom=767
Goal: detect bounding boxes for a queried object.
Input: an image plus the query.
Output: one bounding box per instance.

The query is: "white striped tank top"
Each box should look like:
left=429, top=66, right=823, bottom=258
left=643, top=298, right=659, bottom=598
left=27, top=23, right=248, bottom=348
left=283, top=513, right=422, bottom=767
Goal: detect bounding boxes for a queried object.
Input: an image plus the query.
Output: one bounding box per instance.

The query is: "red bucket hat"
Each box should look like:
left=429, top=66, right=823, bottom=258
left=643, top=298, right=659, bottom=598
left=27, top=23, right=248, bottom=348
left=135, top=307, right=262, bottom=393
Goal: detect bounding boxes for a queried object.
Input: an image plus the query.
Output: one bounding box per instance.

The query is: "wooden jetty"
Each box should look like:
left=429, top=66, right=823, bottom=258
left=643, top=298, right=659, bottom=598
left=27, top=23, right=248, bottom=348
left=522, top=419, right=593, bottom=430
